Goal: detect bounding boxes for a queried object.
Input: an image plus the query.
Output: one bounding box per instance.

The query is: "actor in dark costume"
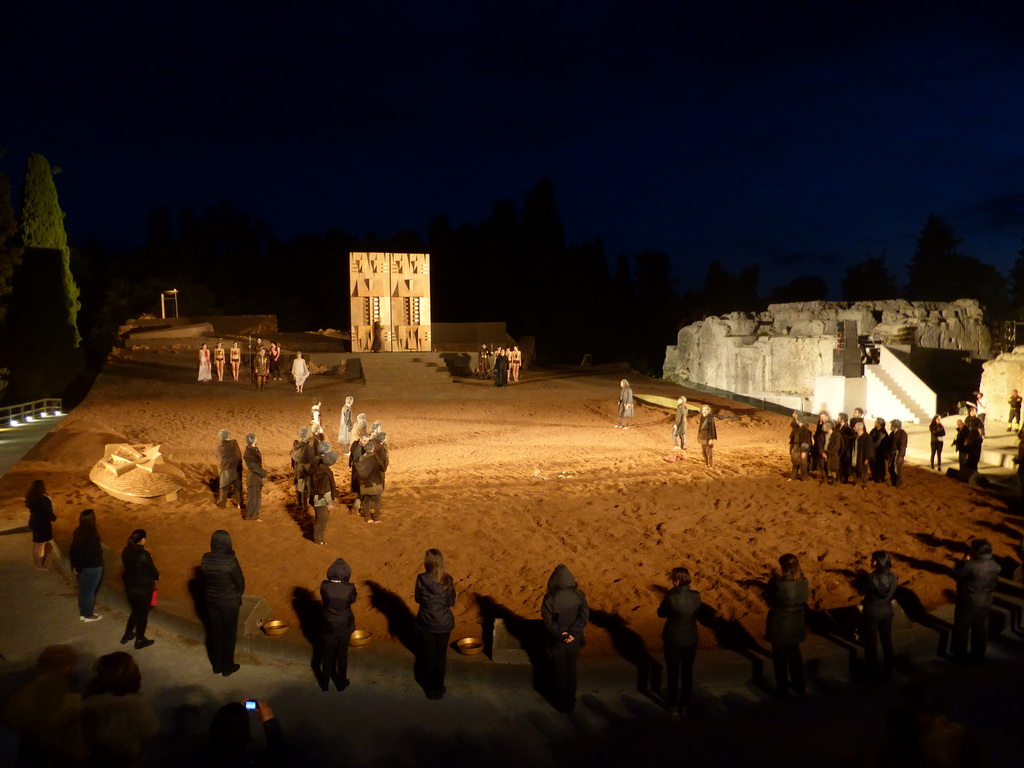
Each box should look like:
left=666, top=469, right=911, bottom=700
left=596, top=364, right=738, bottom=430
left=309, top=442, right=338, bottom=545
left=821, top=420, right=841, bottom=485
left=697, top=405, right=717, bottom=467
left=215, top=430, right=243, bottom=509
left=616, top=379, right=634, bottom=428
left=869, top=417, right=889, bottom=483
left=541, top=564, right=589, bottom=714
left=268, top=341, right=282, bottom=381
left=860, top=550, right=898, bottom=682
left=672, top=396, right=688, bottom=451
left=493, top=346, right=509, bottom=387
left=477, top=344, right=491, bottom=378
left=415, top=549, right=456, bottom=700
left=320, top=558, right=356, bottom=691
left=354, top=434, right=389, bottom=523
left=952, top=418, right=967, bottom=472
left=1008, top=389, right=1022, bottom=431
left=370, top=321, right=383, bottom=353
left=657, top=566, right=701, bottom=715
left=290, top=426, right=315, bottom=510
left=253, top=348, right=269, bottom=391
left=852, top=421, right=876, bottom=488
left=789, top=414, right=813, bottom=481
left=811, top=411, right=829, bottom=476
left=928, top=414, right=946, bottom=470
left=121, top=529, right=159, bottom=649
left=951, top=538, right=1001, bottom=661
left=837, top=412, right=855, bottom=484
left=888, top=419, right=908, bottom=487
left=765, top=553, right=807, bottom=697
left=243, top=433, right=266, bottom=521
left=200, top=530, right=245, bottom=676
left=962, top=411, right=984, bottom=476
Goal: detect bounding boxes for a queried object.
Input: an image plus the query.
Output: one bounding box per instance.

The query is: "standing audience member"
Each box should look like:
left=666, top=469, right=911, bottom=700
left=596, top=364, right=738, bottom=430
left=869, top=418, right=889, bottom=483
left=320, top=558, right=356, bottom=691
left=888, top=419, right=908, bottom=487
left=697, top=405, right=717, bottom=468
left=192, top=700, right=289, bottom=768
left=672, top=396, right=688, bottom=451
left=860, top=551, right=898, bottom=683
left=616, top=379, right=634, bottom=428
left=928, top=415, right=946, bottom=470
left=415, top=549, right=456, bottom=700
left=811, top=411, right=829, bottom=478
left=338, top=396, right=354, bottom=453
left=541, top=564, right=590, bottom=714
left=243, top=433, right=267, bottom=521
left=1008, top=388, right=1022, bottom=431
left=962, top=409, right=985, bottom=476
left=837, top=413, right=855, bottom=483
left=201, top=530, right=245, bottom=676
left=310, top=443, right=339, bottom=544
left=852, top=421, right=875, bottom=488
left=70, top=508, right=104, bottom=622
left=215, top=430, right=244, bottom=509
left=81, top=652, right=159, bottom=768
left=120, top=530, right=159, bottom=649
left=657, top=566, right=701, bottom=715
left=765, top=553, right=807, bottom=697
left=25, top=479, right=56, bottom=570
left=292, top=351, right=310, bottom=394
left=950, top=538, right=1001, bottom=662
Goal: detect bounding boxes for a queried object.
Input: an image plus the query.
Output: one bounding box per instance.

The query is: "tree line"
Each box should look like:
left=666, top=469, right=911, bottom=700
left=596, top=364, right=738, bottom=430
left=3, top=151, right=1024, bottom=403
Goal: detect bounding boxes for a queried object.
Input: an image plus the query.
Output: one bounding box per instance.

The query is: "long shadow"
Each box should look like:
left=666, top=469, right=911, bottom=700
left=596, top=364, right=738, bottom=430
left=365, top=580, right=416, bottom=654
left=889, top=551, right=955, bottom=578
left=972, top=518, right=1024, bottom=539
left=473, top=593, right=551, bottom=704
left=588, top=609, right=663, bottom=701
left=895, top=586, right=953, bottom=657
left=186, top=566, right=214, bottom=671
left=291, top=586, right=325, bottom=682
left=0, top=525, right=31, bottom=536
left=696, top=603, right=771, bottom=685
left=806, top=606, right=862, bottom=676
left=909, top=532, right=971, bottom=555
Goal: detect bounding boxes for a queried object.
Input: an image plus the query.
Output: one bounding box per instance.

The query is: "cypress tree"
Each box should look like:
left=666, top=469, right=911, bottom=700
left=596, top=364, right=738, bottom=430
left=0, top=163, right=22, bottom=321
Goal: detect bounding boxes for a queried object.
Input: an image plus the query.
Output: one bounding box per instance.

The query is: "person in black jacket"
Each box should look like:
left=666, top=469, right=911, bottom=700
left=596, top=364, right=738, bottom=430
left=192, top=699, right=290, bottom=768
left=860, top=550, right=898, bottom=683
left=657, top=566, right=701, bottom=715
left=837, top=412, right=855, bottom=483
left=928, top=415, right=946, bottom=470
left=951, top=538, right=1002, bottom=661
left=25, top=479, right=56, bottom=570
left=541, top=564, right=590, bottom=713
left=821, top=419, right=841, bottom=485
left=69, top=508, right=104, bottom=622
left=414, top=548, right=456, bottom=700
left=320, top=558, right=356, bottom=691
left=200, top=530, right=245, bottom=676
left=765, top=553, right=808, bottom=697
left=121, top=529, right=159, bottom=649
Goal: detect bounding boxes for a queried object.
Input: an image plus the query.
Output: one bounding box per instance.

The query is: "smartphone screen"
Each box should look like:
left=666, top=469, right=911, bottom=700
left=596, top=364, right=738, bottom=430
left=245, top=700, right=257, bottom=711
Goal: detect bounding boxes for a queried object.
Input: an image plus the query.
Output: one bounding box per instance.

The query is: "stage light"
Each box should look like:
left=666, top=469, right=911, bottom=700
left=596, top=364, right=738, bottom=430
left=9, top=419, right=20, bottom=426
left=39, top=411, right=48, bottom=417
left=55, top=410, right=63, bottom=416
left=25, top=415, right=34, bottom=422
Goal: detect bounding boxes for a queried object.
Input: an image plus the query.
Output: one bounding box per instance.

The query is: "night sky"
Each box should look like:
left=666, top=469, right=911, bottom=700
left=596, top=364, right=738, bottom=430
left=4, top=1, right=1024, bottom=295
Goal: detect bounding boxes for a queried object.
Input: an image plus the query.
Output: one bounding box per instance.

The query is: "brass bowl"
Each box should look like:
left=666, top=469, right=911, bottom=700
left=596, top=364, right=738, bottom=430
left=455, top=637, right=484, bottom=656
left=261, top=620, right=290, bottom=637
left=349, top=629, right=373, bottom=647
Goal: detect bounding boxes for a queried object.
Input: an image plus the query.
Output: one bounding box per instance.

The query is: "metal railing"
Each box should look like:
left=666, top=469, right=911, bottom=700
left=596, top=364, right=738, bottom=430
left=0, top=398, right=63, bottom=427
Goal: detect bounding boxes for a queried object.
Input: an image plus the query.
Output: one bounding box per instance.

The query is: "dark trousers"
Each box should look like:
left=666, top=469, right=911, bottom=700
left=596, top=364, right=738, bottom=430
left=771, top=642, right=805, bottom=694
left=321, top=633, right=350, bottom=686
left=700, top=440, right=713, bottom=467
left=245, top=483, right=262, bottom=519
left=417, top=628, right=450, bottom=695
left=77, top=567, right=103, bottom=617
left=952, top=603, right=989, bottom=659
left=890, top=457, right=905, bottom=486
left=207, top=602, right=240, bottom=673
left=664, top=643, right=697, bottom=707
left=549, top=641, right=581, bottom=712
left=218, top=477, right=243, bottom=507
left=313, top=504, right=330, bottom=544
left=861, top=611, right=893, bottom=681
left=869, top=458, right=887, bottom=483
left=855, top=462, right=870, bottom=488
left=930, top=441, right=943, bottom=468
left=125, top=587, right=153, bottom=640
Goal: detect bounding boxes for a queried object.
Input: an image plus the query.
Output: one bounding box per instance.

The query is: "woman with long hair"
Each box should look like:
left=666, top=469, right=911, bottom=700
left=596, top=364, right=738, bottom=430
left=81, top=652, right=159, bottom=766
left=198, top=343, right=212, bottom=382
left=25, top=479, right=56, bottom=570
left=860, top=550, right=898, bottom=682
left=928, top=414, right=946, bottom=470
left=292, top=351, right=310, bottom=394
left=69, top=509, right=104, bottom=622
left=414, top=549, right=456, bottom=699
left=765, top=553, right=807, bottom=696
left=121, top=529, right=159, bottom=649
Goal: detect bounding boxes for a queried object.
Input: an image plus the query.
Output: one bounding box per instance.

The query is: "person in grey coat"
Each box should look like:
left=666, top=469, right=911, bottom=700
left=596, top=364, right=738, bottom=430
left=657, top=566, right=701, bottom=714
left=951, top=538, right=1002, bottom=661
left=215, top=430, right=243, bottom=509
left=242, top=433, right=267, bottom=521
left=765, top=553, right=808, bottom=696
left=616, top=379, right=634, bottom=428
left=672, top=396, right=687, bottom=450
left=697, top=405, right=718, bottom=467
left=541, top=564, right=590, bottom=713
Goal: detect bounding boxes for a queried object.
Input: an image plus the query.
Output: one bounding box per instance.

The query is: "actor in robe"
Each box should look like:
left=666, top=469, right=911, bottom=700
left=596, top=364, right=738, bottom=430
left=253, top=348, right=270, bottom=392
left=354, top=434, right=389, bottom=523
left=198, top=344, right=212, bottom=383
left=477, top=344, right=492, bottom=379
left=821, top=420, right=841, bottom=485
left=962, top=410, right=984, bottom=476
left=215, top=430, right=243, bottom=509
left=811, top=411, right=829, bottom=477
left=338, top=396, right=354, bottom=453
left=697, top=405, right=717, bottom=467
left=309, top=443, right=338, bottom=545
left=493, top=346, right=509, bottom=387
left=888, top=419, right=908, bottom=487
left=243, top=433, right=266, bottom=521
left=672, top=396, right=687, bottom=451
left=292, top=351, right=310, bottom=393
left=868, top=417, right=889, bottom=483
left=616, top=379, right=634, bottom=428
left=852, top=421, right=875, bottom=488
left=790, top=415, right=813, bottom=481
left=837, top=413, right=855, bottom=483
left=290, top=426, right=315, bottom=510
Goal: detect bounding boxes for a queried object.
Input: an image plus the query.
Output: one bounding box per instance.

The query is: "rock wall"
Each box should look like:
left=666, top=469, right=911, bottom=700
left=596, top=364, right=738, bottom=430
left=980, top=346, right=1024, bottom=423
left=664, top=299, right=991, bottom=404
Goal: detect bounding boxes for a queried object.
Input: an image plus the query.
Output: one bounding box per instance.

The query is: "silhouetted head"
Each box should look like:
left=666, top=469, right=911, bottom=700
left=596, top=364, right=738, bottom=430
left=78, top=508, right=97, bottom=529
left=87, top=652, right=141, bottom=697
left=779, top=553, right=802, bottom=581
left=671, top=567, right=691, bottom=586
left=128, top=529, right=147, bottom=546
left=871, top=550, right=892, bottom=572
left=970, top=539, right=993, bottom=558
left=327, top=558, right=351, bottom=582
left=25, top=479, right=46, bottom=503
left=210, top=529, right=233, bottom=554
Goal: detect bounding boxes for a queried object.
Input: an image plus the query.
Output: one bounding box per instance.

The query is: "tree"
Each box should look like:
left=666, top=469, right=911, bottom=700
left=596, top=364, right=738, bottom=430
left=19, top=153, right=80, bottom=345
left=767, top=275, right=829, bottom=304
left=842, top=254, right=900, bottom=301
left=905, top=214, right=963, bottom=301
left=0, top=158, right=22, bottom=322
left=1009, top=238, right=1024, bottom=315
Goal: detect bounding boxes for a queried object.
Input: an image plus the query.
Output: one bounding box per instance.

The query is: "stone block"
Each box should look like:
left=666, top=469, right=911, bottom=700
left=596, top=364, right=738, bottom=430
left=239, top=595, right=273, bottom=636
left=491, top=618, right=530, bottom=664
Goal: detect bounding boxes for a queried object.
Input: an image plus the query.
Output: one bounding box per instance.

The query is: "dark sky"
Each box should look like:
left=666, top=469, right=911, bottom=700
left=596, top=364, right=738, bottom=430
left=4, top=0, right=1024, bottom=295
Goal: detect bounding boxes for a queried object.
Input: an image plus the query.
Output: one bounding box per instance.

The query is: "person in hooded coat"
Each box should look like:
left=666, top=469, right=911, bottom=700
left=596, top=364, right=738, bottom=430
left=320, top=558, right=357, bottom=691
left=541, top=564, right=590, bottom=713
left=951, top=538, right=1002, bottom=661
left=243, top=433, right=267, bottom=521
left=414, top=549, right=456, bottom=700
left=657, top=566, right=701, bottom=714
left=697, top=405, right=718, bottom=467
left=201, top=530, right=245, bottom=676
left=860, top=550, right=898, bottom=683
left=765, top=553, right=808, bottom=697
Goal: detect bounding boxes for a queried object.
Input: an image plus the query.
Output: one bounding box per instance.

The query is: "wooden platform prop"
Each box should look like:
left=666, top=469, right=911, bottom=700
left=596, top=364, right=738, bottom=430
left=89, top=443, right=185, bottom=504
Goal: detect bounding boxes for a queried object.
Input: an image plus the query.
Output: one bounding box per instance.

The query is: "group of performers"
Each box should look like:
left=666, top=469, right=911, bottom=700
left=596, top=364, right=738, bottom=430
left=476, top=344, right=521, bottom=386
left=197, top=340, right=310, bottom=393
left=788, top=409, right=910, bottom=487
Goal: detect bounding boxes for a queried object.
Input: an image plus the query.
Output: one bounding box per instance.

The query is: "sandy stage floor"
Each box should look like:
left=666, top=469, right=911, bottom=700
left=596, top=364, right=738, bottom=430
left=2, top=356, right=1020, bottom=656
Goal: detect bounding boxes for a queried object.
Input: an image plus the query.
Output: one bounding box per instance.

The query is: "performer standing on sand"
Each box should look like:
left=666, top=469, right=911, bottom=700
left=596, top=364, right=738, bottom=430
left=292, top=352, right=310, bottom=394
left=509, top=345, right=522, bottom=382
left=269, top=342, right=282, bottom=381
left=615, top=379, right=634, bottom=428
left=697, top=405, right=717, bottom=467
left=291, top=426, right=315, bottom=511
left=198, top=344, right=212, bottom=383
left=338, top=396, right=354, bottom=454
left=672, top=396, right=688, bottom=451
left=253, top=348, right=270, bottom=392
left=214, top=342, right=226, bottom=382
left=477, top=344, right=491, bottom=379
left=243, top=433, right=266, bottom=521
left=310, top=443, right=338, bottom=545
left=230, top=342, right=241, bottom=381
left=215, top=430, right=244, bottom=509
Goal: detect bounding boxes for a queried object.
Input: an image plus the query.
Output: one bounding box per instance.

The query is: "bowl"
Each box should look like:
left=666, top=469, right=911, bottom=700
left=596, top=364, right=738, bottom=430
left=261, top=620, right=290, bottom=637
left=349, top=629, right=373, bottom=647
left=455, top=637, right=484, bottom=656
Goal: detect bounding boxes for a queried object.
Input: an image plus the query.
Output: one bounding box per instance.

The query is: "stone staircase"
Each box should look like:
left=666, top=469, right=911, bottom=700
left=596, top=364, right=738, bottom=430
left=866, top=363, right=932, bottom=424
left=357, top=353, right=453, bottom=387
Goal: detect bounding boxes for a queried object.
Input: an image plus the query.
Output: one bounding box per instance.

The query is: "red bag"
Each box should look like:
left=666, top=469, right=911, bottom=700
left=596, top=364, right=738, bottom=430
left=150, top=589, right=158, bottom=607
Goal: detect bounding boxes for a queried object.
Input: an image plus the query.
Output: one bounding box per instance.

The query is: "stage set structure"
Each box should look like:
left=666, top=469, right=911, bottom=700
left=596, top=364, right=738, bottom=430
left=349, top=252, right=432, bottom=353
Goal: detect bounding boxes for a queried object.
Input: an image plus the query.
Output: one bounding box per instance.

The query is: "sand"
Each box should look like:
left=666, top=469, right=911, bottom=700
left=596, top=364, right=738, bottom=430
left=2, top=355, right=1018, bottom=657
